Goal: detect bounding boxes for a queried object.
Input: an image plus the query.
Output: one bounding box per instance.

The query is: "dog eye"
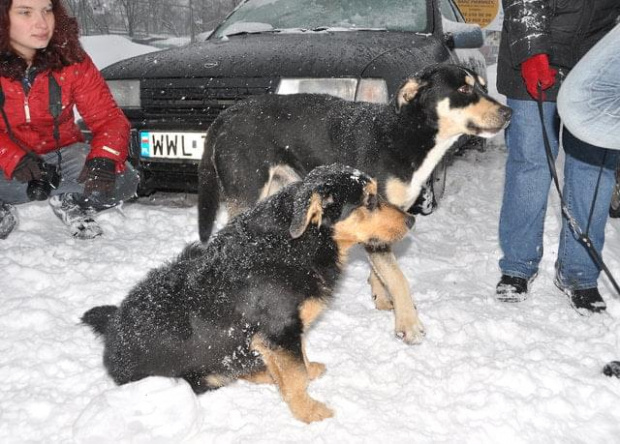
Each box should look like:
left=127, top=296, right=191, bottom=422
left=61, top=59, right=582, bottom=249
left=458, top=85, right=474, bottom=95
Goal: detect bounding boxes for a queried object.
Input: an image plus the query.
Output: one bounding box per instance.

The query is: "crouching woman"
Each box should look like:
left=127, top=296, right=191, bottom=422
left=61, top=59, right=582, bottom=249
left=0, top=0, right=138, bottom=239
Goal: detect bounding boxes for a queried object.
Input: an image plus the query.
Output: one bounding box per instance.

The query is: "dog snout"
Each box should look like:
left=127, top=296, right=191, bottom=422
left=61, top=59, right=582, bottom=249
left=499, top=105, right=512, bottom=123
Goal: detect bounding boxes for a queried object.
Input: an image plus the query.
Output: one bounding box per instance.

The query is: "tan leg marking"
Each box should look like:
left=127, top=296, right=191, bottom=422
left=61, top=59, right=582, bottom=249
left=368, top=250, right=425, bottom=344
left=299, top=299, right=326, bottom=329
left=240, top=369, right=274, bottom=385
left=368, top=268, right=393, bottom=310
left=259, top=164, right=302, bottom=201
left=302, top=339, right=326, bottom=380
left=251, top=336, right=333, bottom=423
left=299, top=299, right=327, bottom=380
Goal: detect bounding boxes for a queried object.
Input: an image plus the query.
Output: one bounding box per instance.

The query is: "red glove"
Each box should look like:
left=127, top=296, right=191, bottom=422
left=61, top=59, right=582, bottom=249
left=521, top=54, right=557, bottom=99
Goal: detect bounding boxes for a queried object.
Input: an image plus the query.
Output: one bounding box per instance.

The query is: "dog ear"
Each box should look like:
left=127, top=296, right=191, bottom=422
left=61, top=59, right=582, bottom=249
left=289, top=191, right=323, bottom=239
left=395, top=79, right=426, bottom=113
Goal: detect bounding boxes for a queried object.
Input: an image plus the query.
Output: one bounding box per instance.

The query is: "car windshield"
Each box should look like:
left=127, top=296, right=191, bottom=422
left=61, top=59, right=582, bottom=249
left=213, top=0, right=430, bottom=38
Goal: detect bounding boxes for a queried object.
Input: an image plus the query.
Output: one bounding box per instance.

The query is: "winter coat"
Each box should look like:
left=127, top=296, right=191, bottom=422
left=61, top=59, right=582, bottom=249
left=0, top=55, right=130, bottom=178
left=497, top=0, right=620, bottom=101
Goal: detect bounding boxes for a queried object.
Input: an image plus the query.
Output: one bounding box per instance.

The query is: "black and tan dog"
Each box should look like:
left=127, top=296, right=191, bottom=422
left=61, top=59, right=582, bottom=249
left=82, top=164, right=414, bottom=423
left=197, top=63, right=512, bottom=344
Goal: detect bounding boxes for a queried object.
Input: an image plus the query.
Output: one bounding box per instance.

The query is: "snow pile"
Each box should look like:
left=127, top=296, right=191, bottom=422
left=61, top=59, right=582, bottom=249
left=80, top=35, right=159, bottom=69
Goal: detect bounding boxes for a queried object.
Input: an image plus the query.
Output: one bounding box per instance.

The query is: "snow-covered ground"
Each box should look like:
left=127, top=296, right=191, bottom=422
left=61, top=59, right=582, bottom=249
left=1, top=36, right=619, bottom=443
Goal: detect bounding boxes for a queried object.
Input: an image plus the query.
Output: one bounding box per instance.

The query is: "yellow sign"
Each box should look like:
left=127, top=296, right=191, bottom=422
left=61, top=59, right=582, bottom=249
left=454, top=0, right=500, bottom=28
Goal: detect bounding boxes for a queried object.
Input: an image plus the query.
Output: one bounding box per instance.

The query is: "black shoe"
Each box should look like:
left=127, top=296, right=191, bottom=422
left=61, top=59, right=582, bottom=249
left=49, top=193, right=102, bottom=239
left=554, top=279, right=606, bottom=314
left=603, top=361, right=620, bottom=378
left=496, top=275, right=529, bottom=302
left=0, top=202, right=18, bottom=239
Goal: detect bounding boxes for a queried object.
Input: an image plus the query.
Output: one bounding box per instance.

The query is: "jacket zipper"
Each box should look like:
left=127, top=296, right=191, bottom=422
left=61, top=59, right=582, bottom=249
left=24, top=97, right=31, bottom=123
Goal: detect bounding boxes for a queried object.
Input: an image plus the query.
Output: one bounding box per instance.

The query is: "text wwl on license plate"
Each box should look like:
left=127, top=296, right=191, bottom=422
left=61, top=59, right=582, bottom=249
left=140, top=131, right=206, bottom=160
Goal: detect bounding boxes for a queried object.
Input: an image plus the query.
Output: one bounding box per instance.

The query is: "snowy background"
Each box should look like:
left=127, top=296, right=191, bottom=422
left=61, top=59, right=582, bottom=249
left=1, top=36, right=619, bottom=443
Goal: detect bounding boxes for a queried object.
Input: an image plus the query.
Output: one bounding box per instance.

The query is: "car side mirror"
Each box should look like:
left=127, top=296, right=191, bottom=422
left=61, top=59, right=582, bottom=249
left=443, top=22, right=484, bottom=49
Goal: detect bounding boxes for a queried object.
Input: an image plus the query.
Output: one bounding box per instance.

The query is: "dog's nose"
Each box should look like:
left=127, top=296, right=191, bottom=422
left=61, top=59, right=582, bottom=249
left=500, top=105, right=512, bottom=121
left=405, top=214, right=415, bottom=230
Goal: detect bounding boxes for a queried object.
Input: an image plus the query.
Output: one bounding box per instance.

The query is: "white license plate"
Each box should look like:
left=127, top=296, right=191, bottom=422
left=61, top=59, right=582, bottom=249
left=140, top=131, right=206, bottom=160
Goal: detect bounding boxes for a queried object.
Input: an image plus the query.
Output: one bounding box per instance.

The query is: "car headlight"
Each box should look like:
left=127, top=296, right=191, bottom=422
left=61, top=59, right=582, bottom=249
left=106, top=80, right=141, bottom=109
left=277, top=78, right=388, bottom=103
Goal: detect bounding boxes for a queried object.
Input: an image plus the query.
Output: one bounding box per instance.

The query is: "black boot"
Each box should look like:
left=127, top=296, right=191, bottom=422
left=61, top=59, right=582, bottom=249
left=496, top=275, right=530, bottom=302
left=603, top=361, right=620, bottom=378
left=554, top=278, right=606, bottom=314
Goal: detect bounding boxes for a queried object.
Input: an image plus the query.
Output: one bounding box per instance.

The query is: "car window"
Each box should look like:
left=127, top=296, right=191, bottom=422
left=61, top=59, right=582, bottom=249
left=214, top=0, right=430, bottom=38
left=440, top=0, right=460, bottom=22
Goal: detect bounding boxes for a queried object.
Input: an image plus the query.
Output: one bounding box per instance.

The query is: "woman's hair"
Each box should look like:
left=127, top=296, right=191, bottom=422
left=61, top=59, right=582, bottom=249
left=0, top=0, right=86, bottom=79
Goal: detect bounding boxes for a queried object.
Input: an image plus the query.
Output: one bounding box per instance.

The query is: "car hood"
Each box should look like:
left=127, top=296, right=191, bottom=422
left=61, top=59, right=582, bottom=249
left=102, top=31, right=445, bottom=80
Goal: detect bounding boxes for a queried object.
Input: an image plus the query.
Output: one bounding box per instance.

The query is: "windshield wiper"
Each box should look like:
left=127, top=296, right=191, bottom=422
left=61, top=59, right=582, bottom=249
left=221, top=29, right=281, bottom=38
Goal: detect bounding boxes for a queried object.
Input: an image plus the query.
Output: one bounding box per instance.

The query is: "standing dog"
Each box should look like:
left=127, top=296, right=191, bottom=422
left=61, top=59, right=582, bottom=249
left=83, top=164, right=414, bottom=423
left=197, top=64, right=512, bottom=344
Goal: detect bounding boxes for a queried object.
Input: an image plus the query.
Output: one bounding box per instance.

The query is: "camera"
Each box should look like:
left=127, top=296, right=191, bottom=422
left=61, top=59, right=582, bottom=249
left=27, top=161, right=61, bottom=201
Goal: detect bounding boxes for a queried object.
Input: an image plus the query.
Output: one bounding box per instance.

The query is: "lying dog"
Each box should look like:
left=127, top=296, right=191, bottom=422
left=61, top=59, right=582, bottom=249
left=197, top=63, right=512, bottom=344
left=83, top=164, right=414, bottom=423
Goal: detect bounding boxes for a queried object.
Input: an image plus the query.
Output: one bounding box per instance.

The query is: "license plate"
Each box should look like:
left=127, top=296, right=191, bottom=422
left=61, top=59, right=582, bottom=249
left=140, top=131, right=206, bottom=160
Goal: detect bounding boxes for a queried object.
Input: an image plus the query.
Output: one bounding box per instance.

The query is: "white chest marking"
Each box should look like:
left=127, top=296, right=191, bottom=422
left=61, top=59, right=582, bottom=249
left=403, top=135, right=459, bottom=208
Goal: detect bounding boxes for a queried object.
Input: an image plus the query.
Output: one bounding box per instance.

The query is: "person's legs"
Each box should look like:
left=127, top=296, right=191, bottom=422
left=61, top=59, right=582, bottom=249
left=557, top=23, right=620, bottom=150
left=46, top=143, right=139, bottom=207
left=0, top=171, right=30, bottom=205
left=47, top=143, right=139, bottom=239
left=556, top=130, right=619, bottom=290
left=1, top=144, right=138, bottom=239
left=499, top=99, right=560, bottom=282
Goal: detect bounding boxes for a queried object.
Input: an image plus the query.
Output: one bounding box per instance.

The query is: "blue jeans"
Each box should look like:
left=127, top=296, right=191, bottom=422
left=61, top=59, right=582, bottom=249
left=557, top=23, right=620, bottom=150
left=499, top=99, right=619, bottom=290
left=0, top=143, right=139, bottom=208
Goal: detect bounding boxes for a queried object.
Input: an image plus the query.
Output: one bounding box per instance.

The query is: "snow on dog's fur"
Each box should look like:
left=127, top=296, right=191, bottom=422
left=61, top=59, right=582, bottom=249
left=83, top=164, right=414, bottom=424
left=197, top=63, right=512, bottom=344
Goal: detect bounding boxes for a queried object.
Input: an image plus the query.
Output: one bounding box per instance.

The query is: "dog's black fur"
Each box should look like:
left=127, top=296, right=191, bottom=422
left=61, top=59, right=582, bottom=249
left=197, top=63, right=511, bottom=241
left=196, top=63, right=511, bottom=345
left=83, top=164, right=413, bottom=423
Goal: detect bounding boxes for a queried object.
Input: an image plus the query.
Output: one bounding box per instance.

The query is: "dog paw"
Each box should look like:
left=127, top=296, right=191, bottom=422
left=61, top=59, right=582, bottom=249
left=294, top=399, right=334, bottom=423
left=396, top=320, right=426, bottom=345
left=307, top=362, right=326, bottom=380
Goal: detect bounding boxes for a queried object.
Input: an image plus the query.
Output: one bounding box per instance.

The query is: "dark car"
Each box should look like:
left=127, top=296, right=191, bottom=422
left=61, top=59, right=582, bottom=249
left=101, top=0, right=486, bottom=212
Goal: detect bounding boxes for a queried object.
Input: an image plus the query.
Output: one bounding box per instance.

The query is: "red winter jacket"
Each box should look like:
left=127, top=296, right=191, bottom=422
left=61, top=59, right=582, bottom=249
left=0, top=54, right=130, bottom=178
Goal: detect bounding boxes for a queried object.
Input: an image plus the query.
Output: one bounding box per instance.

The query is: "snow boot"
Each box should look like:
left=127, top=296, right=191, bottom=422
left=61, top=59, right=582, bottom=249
left=0, top=202, right=18, bottom=239
left=554, top=278, right=606, bottom=314
left=49, top=193, right=102, bottom=239
left=496, top=274, right=531, bottom=302
left=603, top=361, right=620, bottom=378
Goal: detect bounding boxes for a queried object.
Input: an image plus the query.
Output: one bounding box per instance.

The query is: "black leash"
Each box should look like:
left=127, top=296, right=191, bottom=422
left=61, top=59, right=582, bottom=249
left=536, top=88, right=620, bottom=299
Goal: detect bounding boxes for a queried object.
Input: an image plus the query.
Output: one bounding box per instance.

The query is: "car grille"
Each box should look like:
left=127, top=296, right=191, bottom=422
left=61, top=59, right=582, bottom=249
left=140, top=77, right=276, bottom=120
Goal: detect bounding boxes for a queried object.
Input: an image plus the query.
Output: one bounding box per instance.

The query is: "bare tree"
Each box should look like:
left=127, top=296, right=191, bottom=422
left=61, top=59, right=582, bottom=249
left=66, top=0, right=243, bottom=39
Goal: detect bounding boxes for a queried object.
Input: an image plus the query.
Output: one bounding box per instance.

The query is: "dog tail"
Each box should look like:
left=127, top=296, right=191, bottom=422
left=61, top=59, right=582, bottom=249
left=82, top=305, right=117, bottom=336
left=198, top=127, right=221, bottom=243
